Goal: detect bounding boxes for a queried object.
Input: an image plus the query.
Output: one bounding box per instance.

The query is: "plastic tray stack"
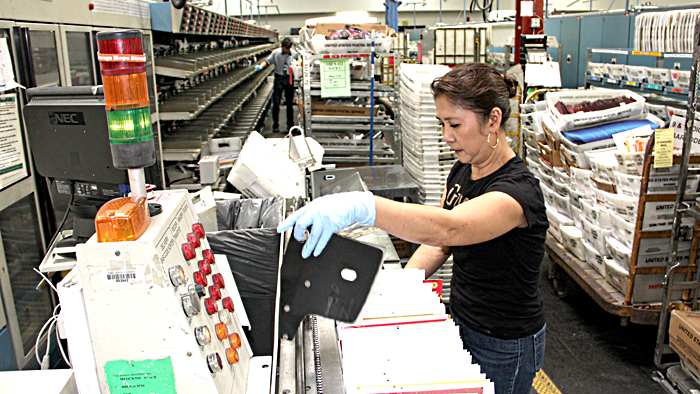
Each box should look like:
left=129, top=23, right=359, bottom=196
left=398, top=64, right=455, bottom=206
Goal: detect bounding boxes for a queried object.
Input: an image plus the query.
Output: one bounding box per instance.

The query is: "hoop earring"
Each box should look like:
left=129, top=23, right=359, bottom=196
left=487, top=131, right=498, bottom=149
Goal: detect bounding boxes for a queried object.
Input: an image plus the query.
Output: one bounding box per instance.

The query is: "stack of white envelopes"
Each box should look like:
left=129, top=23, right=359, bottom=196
left=338, top=269, right=494, bottom=394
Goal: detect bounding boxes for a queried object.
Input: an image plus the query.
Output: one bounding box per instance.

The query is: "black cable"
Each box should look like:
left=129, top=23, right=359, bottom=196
left=47, top=180, right=74, bottom=249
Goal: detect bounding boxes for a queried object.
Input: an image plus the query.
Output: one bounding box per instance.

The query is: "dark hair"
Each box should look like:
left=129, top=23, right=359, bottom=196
left=281, top=37, right=293, bottom=48
left=430, top=62, right=518, bottom=128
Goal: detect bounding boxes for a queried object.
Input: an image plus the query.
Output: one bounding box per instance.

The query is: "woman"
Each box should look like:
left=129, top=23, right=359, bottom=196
left=277, top=62, right=548, bottom=394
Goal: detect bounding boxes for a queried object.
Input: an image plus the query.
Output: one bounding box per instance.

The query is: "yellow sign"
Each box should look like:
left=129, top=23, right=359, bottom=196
left=654, top=128, right=674, bottom=168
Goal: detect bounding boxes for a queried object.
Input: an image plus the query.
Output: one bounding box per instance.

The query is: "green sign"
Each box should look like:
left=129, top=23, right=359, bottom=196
left=104, top=358, right=177, bottom=394
left=320, top=58, right=351, bottom=98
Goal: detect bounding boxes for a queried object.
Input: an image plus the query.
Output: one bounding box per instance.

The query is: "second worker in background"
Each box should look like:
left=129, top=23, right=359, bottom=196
left=255, top=37, right=299, bottom=133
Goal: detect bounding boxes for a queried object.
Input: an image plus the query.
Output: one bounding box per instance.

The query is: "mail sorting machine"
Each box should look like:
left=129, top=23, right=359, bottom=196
left=55, top=188, right=492, bottom=393
left=277, top=268, right=495, bottom=394
left=56, top=190, right=274, bottom=394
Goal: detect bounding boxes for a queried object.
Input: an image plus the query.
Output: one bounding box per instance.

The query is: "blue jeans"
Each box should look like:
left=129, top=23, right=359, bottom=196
left=453, top=316, right=546, bottom=394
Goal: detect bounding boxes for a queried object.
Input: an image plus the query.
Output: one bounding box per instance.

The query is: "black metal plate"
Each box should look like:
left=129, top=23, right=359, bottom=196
left=278, top=233, right=384, bottom=340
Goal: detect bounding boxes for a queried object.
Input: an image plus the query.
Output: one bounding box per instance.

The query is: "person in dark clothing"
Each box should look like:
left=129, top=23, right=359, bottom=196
left=277, top=63, right=549, bottom=394
left=255, top=37, right=299, bottom=133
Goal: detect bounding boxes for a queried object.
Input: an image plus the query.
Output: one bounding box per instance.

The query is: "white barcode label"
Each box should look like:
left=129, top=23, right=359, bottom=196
left=101, top=270, right=141, bottom=285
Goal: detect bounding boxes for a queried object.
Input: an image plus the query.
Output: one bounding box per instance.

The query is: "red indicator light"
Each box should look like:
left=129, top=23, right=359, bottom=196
left=212, top=273, right=225, bottom=289
left=182, top=242, right=196, bottom=261
left=204, top=298, right=218, bottom=315
left=194, top=271, right=208, bottom=286
left=96, top=32, right=146, bottom=76
left=192, top=223, right=205, bottom=238
left=226, top=347, right=240, bottom=365
left=198, top=259, right=212, bottom=276
left=215, top=322, right=229, bottom=340
left=229, top=333, right=242, bottom=348
left=672, top=87, right=683, bottom=93
left=209, top=285, right=222, bottom=300
left=187, top=232, right=201, bottom=248
left=222, top=297, right=235, bottom=312
left=203, top=249, right=215, bottom=264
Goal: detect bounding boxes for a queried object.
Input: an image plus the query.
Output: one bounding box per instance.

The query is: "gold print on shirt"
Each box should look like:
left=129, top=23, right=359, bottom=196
left=445, top=184, right=469, bottom=207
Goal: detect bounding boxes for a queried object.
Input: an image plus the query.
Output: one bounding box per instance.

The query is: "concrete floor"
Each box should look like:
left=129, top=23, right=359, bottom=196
left=537, top=256, right=664, bottom=393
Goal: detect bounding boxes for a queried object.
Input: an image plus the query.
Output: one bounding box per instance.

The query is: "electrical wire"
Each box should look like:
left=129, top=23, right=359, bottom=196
left=34, top=303, right=72, bottom=369
left=34, top=267, right=58, bottom=294
left=47, top=180, right=75, bottom=251
left=35, top=304, right=60, bottom=366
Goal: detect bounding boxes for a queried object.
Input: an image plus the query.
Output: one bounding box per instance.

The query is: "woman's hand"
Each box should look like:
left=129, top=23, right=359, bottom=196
left=277, top=192, right=376, bottom=258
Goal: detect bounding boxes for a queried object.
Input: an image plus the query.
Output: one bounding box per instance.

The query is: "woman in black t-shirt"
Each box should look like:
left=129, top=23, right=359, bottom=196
left=278, top=63, right=549, bottom=394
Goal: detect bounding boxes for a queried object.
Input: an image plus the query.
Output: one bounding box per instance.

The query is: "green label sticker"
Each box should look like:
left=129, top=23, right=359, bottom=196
left=104, top=357, right=176, bottom=394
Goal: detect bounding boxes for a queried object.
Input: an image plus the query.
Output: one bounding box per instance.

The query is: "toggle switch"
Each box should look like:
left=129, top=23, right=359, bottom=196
left=168, top=266, right=187, bottom=287
left=207, top=353, right=223, bottom=373
left=181, top=288, right=201, bottom=317
left=194, top=325, right=211, bottom=346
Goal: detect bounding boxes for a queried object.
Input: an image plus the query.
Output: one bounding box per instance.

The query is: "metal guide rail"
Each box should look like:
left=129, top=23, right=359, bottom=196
left=159, top=60, right=273, bottom=121
left=155, top=43, right=277, bottom=79
left=161, top=71, right=273, bottom=161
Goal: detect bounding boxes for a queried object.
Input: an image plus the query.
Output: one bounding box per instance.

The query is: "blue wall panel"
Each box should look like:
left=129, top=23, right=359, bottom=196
left=558, top=17, right=581, bottom=89
left=544, top=19, right=561, bottom=63
left=578, top=16, right=604, bottom=87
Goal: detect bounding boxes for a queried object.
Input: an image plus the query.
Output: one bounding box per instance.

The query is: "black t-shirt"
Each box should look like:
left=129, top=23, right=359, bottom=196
left=445, top=155, right=548, bottom=340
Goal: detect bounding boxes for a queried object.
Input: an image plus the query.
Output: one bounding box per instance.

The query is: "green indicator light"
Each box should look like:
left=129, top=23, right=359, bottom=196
left=107, top=107, right=153, bottom=145
left=647, top=84, right=660, bottom=90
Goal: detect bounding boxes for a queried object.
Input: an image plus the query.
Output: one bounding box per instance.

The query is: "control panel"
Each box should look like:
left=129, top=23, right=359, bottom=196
left=70, top=190, right=252, bottom=393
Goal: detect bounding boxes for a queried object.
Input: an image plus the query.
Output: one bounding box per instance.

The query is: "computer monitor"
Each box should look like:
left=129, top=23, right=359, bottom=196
left=24, top=86, right=130, bottom=244
left=23, top=86, right=128, bottom=186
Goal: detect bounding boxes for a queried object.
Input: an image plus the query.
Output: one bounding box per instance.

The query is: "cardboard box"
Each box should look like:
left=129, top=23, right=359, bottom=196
left=670, top=310, right=700, bottom=377
left=311, top=100, right=379, bottom=117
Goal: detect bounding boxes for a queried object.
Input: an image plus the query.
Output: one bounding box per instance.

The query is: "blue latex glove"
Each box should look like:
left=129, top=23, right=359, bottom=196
left=277, top=191, right=376, bottom=258
left=254, top=64, right=263, bottom=71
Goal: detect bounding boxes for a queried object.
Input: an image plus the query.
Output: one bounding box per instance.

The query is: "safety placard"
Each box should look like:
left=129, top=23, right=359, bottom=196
left=0, top=94, right=28, bottom=190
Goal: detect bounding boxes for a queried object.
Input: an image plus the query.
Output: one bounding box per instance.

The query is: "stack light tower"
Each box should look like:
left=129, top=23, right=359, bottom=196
left=94, top=30, right=156, bottom=242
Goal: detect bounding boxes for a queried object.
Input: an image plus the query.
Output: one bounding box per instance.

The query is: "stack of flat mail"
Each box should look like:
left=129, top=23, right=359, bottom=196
left=338, top=268, right=494, bottom=394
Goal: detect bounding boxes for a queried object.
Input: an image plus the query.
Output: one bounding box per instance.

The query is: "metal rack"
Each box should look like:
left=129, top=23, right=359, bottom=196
left=301, top=51, right=401, bottom=165
left=148, top=1, right=279, bottom=188
left=653, top=16, right=700, bottom=392
left=584, top=48, right=692, bottom=102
